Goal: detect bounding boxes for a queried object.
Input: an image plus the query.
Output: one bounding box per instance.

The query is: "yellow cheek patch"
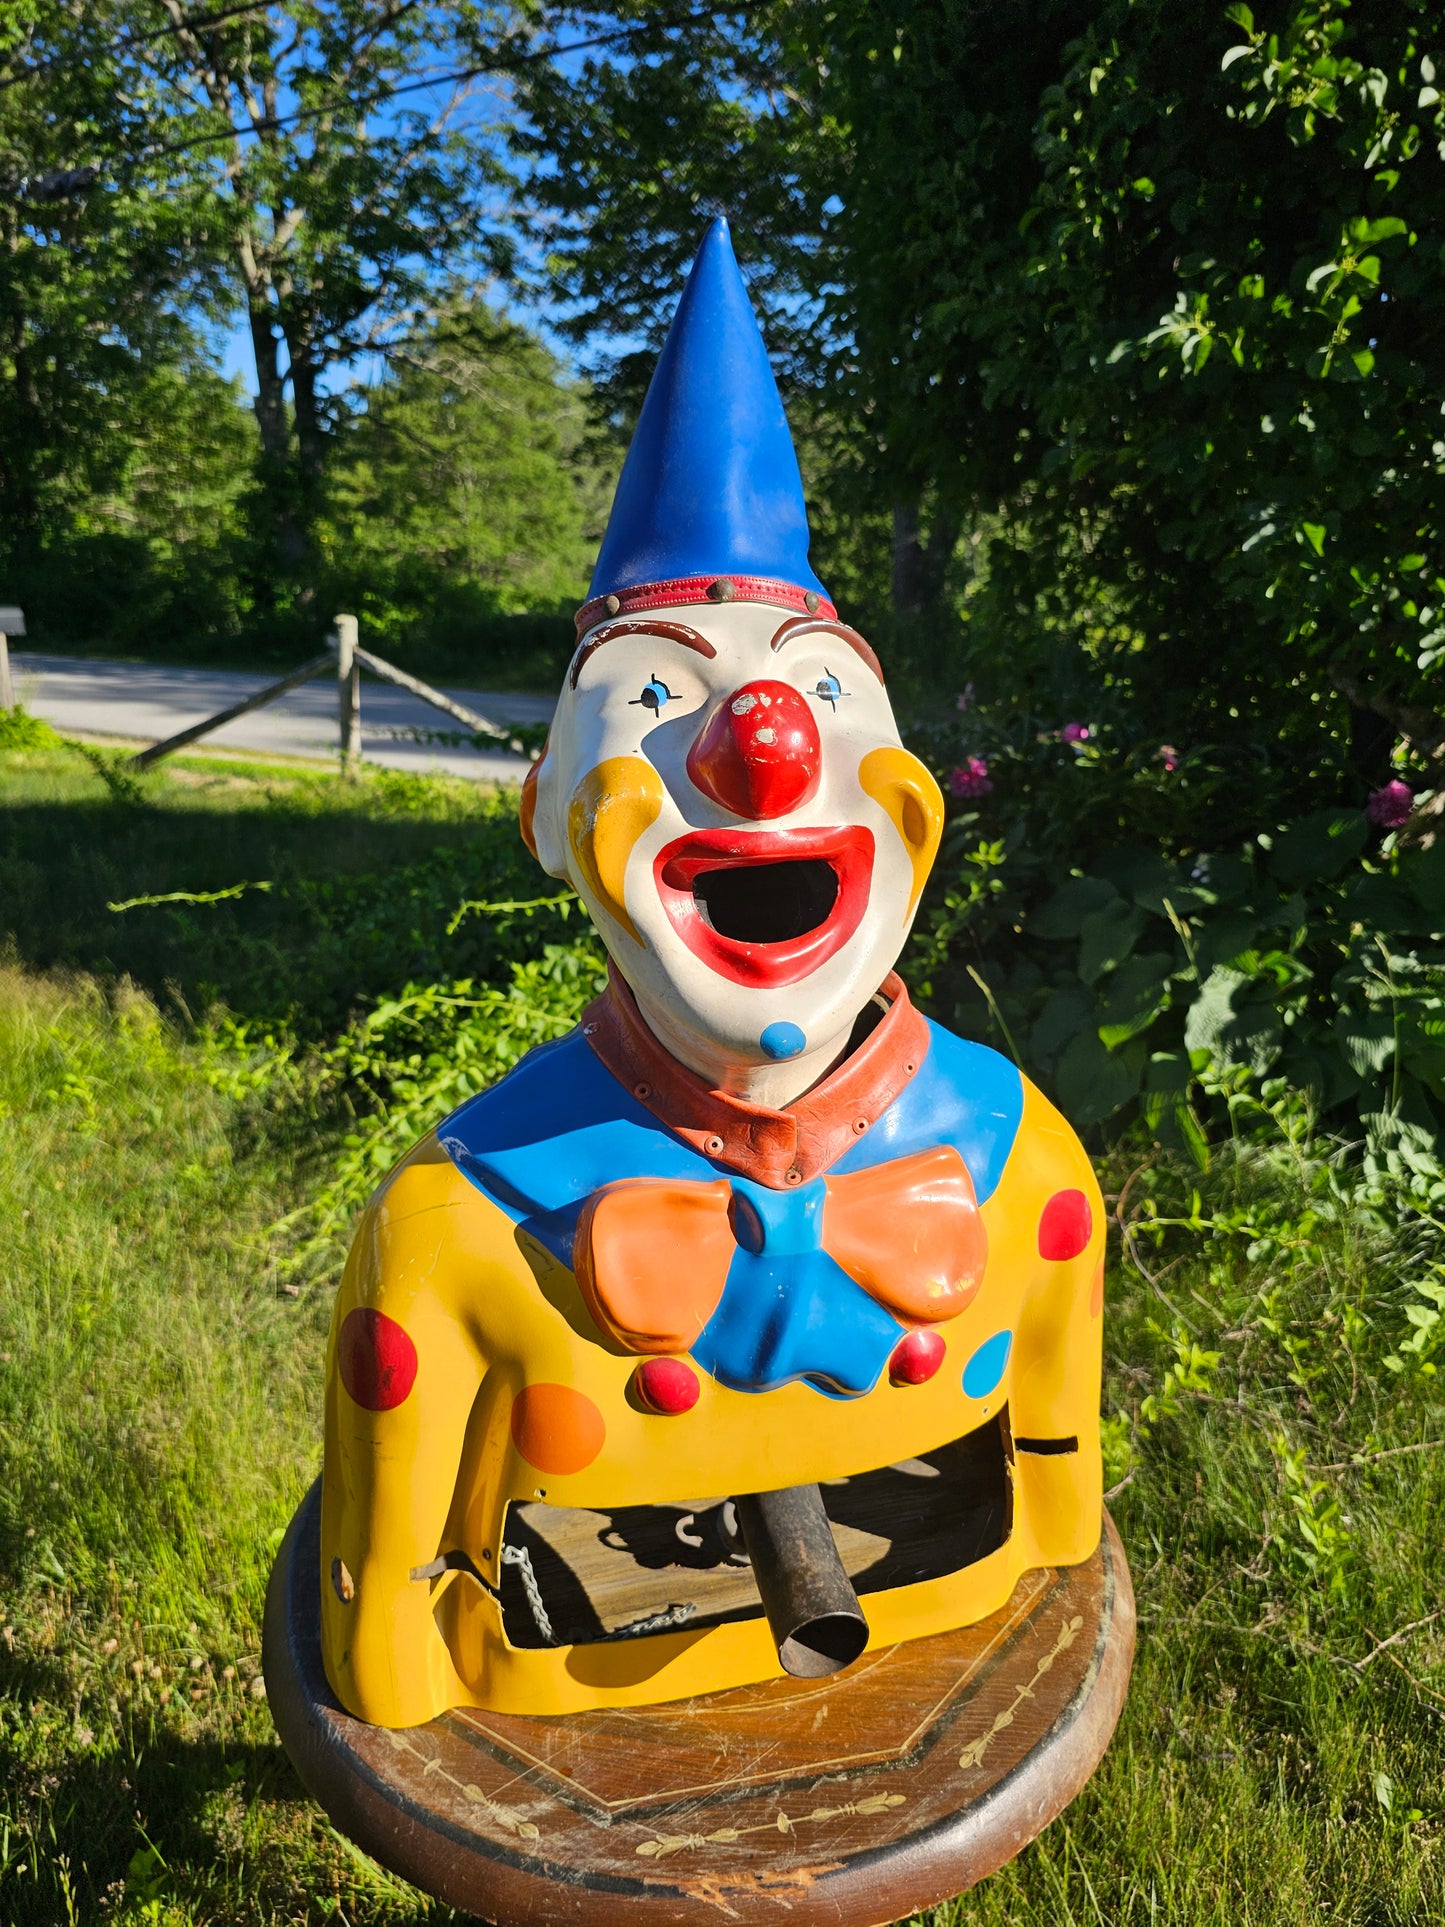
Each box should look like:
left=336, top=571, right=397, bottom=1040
left=567, top=756, right=664, bottom=945
left=858, top=746, right=944, bottom=912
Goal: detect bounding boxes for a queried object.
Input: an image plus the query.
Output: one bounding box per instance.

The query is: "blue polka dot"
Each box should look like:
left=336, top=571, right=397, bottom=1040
left=962, top=1330, right=1013, bottom=1400
left=760, top=1021, right=806, bottom=1061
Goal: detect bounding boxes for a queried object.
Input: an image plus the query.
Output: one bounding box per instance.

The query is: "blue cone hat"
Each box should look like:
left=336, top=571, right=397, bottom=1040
left=582, top=216, right=831, bottom=624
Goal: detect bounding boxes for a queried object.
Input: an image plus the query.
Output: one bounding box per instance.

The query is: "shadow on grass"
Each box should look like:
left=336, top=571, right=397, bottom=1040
left=6, top=1719, right=458, bottom=1924
left=0, top=762, right=546, bottom=1035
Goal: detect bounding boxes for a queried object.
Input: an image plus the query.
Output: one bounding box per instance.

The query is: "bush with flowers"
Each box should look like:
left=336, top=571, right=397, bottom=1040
left=903, top=694, right=1444, bottom=1166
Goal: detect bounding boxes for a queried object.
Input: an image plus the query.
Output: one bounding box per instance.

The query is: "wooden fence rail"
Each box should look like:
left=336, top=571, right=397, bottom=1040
left=131, top=653, right=334, bottom=770
left=127, top=615, right=528, bottom=771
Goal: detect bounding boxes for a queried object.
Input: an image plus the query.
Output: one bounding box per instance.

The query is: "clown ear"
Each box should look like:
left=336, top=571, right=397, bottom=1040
left=520, top=745, right=569, bottom=880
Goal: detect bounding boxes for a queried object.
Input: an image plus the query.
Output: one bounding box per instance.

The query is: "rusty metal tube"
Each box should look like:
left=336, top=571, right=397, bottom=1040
left=733, top=1484, right=869, bottom=1678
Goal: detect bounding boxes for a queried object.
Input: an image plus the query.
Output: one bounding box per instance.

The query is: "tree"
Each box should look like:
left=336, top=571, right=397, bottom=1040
left=135, top=0, right=518, bottom=590
left=0, top=1, right=223, bottom=566
left=822, top=0, right=1445, bottom=800
left=322, top=301, right=608, bottom=643
left=523, top=0, right=1445, bottom=813
left=512, top=4, right=1011, bottom=629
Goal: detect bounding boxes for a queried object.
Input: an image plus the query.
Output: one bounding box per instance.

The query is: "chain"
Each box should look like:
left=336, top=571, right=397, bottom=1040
left=500, top=1542, right=556, bottom=1645
left=502, top=1541, right=698, bottom=1647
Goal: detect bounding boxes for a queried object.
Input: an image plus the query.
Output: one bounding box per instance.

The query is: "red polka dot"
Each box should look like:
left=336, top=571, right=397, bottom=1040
left=338, top=1307, right=418, bottom=1411
left=1038, top=1189, right=1093, bottom=1261
left=889, top=1329, right=946, bottom=1386
left=634, top=1357, right=700, bottom=1415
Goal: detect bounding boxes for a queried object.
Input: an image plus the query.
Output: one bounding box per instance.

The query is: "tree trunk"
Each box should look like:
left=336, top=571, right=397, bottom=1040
left=287, top=325, right=327, bottom=491
left=1346, top=695, right=1395, bottom=797
left=246, top=296, right=309, bottom=577
left=891, top=495, right=962, bottom=620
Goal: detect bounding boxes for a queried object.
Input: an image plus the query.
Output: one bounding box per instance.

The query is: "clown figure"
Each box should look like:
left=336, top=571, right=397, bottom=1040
left=320, top=218, right=1105, bottom=1728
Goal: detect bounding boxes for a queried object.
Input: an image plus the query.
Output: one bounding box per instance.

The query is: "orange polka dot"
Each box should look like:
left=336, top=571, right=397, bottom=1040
left=510, top=1383, right=606, bottom=1475
left=1089, top=1259, right=1105, bottom=1319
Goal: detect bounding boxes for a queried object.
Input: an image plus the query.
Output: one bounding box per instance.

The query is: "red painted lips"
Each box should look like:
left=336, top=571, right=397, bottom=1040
left=653, top=825, right=875, bottom=986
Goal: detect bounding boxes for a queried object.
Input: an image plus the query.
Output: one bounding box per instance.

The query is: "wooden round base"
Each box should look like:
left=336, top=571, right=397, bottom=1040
left=264, top=1483, right=1133, bottom=1926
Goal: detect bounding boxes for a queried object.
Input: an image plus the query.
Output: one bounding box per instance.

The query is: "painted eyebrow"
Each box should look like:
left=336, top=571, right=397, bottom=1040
left=569, top=620, right=717, bottom=689
left=769, top=617, right=885, bottom=684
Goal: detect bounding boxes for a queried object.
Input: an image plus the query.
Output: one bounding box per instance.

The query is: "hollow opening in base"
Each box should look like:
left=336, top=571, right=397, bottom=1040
left=492, top=1411, right=1014, bottom=1653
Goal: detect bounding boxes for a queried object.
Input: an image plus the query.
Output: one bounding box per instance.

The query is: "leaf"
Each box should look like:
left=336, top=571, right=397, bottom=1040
left=1029, top=985, right=1097, bottom=1068
left=1141, top=1051, right=1208, bottom=1166
left=1028, top=875, right=1119, bottom=939
left=1333, top=1009, right=1396, bottom=1077
left=1267, top=810, right=1367, bottom=887
left=1184, top=853, right=1254, bottom=906
left=1095, top=848, right=1181, bottom=913
left=1096, top=953, right=1174, bottom=1047
left=1055, top=1028, right=1143, bottom=1125
left=1194, top=912, right=1262, bottom=974
left=1343, top=875, right=1427, bottom=936
left=1078, top=899, right=1148, bottom=984
left=1184, top=967, right=1284, bottom=1075
left=1400, top=843, right=1445, bottom=922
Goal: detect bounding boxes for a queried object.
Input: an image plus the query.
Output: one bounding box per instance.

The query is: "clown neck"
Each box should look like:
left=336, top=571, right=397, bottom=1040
left=628, top=976, right=863, bottom=1110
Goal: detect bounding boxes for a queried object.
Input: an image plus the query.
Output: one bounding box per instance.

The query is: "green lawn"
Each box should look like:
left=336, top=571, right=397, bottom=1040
left=0, top=741, right=1440, bottom=1924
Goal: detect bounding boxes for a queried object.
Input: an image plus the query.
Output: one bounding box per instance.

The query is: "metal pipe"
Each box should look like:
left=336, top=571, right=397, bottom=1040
left=734, top=1484, right=869, bottom=1678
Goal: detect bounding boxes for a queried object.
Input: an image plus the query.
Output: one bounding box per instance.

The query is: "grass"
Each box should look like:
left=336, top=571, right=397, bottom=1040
left=0, top=739, right=546, bottom=1034
left=0, top=743, right=1441, bottom=1923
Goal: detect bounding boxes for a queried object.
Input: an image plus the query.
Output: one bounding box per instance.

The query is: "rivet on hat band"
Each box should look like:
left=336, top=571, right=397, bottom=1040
left=576, top=574, right=838, bottom=639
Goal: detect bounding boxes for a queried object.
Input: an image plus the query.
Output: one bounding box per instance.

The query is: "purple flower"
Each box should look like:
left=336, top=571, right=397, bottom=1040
left=1156, top=744, right=1180, bottom=773
left=1366, top=778, right=1414, bottom=829
left=1060, top=721, right=1090, bottom=744
left=949, top=756, right=993, bottom=799
left=955, top=682, right=976, bottom=713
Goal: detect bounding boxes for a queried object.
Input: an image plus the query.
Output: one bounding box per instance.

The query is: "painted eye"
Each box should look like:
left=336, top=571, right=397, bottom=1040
left=630, top=676, right=673, bottom=714
left=811, top=669, right=849, bottom=711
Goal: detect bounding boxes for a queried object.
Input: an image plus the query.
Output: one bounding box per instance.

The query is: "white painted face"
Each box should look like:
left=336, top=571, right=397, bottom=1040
left=524, top=600, right=943, bottom=1073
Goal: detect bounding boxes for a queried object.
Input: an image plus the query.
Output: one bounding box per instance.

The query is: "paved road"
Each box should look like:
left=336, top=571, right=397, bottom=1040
left=10, top=652, right=555, bottom=783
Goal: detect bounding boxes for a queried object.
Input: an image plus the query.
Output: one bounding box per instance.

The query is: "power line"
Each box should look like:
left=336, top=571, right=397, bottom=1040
left=0, top=2, right=757, bottom=117
left=6, top=5, right=764, bottom=205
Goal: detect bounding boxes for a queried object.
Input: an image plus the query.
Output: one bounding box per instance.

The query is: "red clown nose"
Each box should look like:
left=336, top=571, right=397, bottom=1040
left=686, top=679, right=822, bottom=820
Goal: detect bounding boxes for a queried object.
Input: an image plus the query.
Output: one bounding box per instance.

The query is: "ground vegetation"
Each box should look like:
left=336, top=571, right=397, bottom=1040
left=0, top=743, right=1438, bottom=1923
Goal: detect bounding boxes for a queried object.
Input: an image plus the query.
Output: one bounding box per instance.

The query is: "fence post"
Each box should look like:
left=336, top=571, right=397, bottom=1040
left=0, top=604, right=24, bottom=712
left=335, top=613, right=360, bottom=771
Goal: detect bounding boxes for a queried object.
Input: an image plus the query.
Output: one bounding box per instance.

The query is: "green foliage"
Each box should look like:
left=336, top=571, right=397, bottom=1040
left=524, top=0, right=1445, bottom=806
left=320, top=304, right=608, bottom=659
left=0, top=704, right=58, bottom=750
left=907, top=694, right=1445, bottom=1156
left=0, top=2, right=588, bottom=663
left=29, top=358, right=261, bottom=651
left=255, top=917, right=608, bottom=1272
left=917, top=797, right=1445, bottom=1156
left=0, top=748, right=1440, bottom=1920
left=0, top=2, right=224, bottom=558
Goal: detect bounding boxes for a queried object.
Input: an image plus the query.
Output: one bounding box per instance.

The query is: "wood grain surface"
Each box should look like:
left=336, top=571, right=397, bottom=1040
left=265, top=1481, right=1134, bottom=1925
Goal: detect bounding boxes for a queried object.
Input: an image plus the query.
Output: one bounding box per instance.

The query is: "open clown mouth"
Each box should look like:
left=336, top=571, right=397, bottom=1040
left=653, top=826, right=875, bottom=986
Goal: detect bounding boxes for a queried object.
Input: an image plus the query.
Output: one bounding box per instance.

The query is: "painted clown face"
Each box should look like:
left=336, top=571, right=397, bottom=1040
left=524, top=597, right=944, bottom=1072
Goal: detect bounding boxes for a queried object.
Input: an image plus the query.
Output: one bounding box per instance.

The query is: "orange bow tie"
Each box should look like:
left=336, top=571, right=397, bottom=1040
left=573, top=1146, right=987, bottom=1356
